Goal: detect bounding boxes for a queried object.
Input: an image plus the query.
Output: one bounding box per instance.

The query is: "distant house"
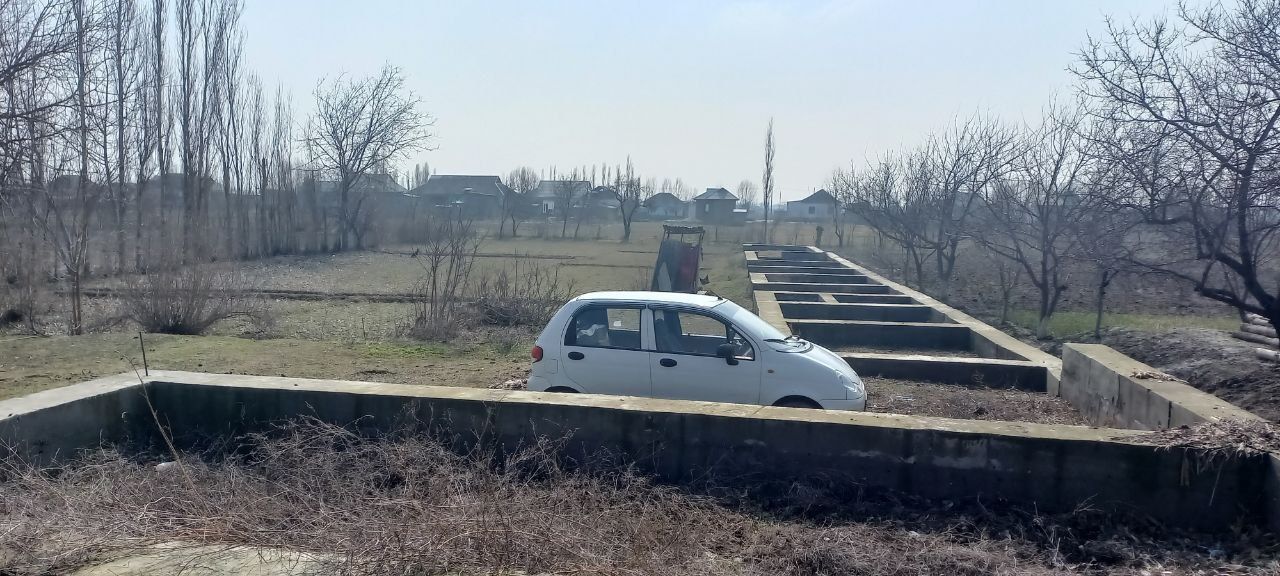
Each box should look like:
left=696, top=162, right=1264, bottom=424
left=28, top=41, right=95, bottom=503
left=786, top=189, right=837, bottom=221
left=408, top=174, right=507, bottom=218
left=532, top=180, right=591, bottom=215
left=692, top=187, right=741, bottom=225
left=577, top=186, right=620, bottom=220
left=641, top=192, right=687, bottom=220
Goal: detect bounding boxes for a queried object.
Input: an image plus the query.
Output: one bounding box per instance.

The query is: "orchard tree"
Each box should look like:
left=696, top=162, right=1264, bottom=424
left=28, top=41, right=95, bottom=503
left=1077, top=0, right=1280, bottom=337
left=305, top=64, right=431, bottom=250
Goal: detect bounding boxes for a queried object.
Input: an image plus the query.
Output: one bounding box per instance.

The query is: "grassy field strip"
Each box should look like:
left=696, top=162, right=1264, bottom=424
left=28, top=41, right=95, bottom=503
left=1007, top=310, right=1238, bottom=335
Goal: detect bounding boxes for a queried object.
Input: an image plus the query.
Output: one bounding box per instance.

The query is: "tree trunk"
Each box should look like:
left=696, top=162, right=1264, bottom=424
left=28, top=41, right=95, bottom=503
left=69, top=270, right=83, bottom=336
left=134, top=179, right=145, bottom=271
left=1000, top=287, right=1013, bottom=325
left=1036, top=283, right=1052, bottom=339
left=1093, top=274, right=1109, bottom=341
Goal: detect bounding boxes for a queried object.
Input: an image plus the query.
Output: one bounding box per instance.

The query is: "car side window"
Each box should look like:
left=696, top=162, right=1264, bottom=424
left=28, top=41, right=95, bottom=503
left=564, top=306, right=643, bottom=350
left=652, top=308, right=754, bottom=360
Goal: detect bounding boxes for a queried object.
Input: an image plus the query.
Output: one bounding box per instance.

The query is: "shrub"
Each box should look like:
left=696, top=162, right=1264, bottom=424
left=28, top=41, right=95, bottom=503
left=120, top=264, right=258, bottom=335
left=472, top=259, right=573, bottom=328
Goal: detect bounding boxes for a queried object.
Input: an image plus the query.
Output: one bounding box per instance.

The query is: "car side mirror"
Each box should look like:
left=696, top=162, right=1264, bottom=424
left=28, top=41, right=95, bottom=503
left=716, top=343, right=739, bottom=366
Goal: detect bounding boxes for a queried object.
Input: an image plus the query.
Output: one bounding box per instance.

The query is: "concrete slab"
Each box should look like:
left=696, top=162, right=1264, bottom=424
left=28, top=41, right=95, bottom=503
left=779, top=302, right=940, bottom=323
left=71, top=543, right=328, bottom=576
left=788, top=319, right=972, bottom=349
left=843, top=353, right=1048, bottom=390
left=751, top=280, right=893, bottom=294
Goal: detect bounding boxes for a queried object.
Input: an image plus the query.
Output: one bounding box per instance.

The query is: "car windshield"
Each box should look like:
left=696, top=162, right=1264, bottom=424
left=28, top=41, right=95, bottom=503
left=715, top=300, right=791, bottom=342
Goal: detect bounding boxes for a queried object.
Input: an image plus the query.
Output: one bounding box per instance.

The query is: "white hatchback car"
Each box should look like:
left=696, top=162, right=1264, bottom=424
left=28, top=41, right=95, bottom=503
left=528, top=291, right=866, bottom=410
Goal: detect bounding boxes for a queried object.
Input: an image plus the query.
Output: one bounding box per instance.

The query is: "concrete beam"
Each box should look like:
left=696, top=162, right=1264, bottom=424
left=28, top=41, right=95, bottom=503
left=763, top=272, right=873, bottom=284
left=843, top=353, right=1048, bottom=391
left=779, top=301, right=943, bottom=323
left=746, top=263, right=849, bottom=273
left=751, top=281, right=893, bottom=294
left=830, top=293, right=917, bottom=305
left=824, top=253, right=1054, bottom=367
left=788, top=319, right=972, bottom=349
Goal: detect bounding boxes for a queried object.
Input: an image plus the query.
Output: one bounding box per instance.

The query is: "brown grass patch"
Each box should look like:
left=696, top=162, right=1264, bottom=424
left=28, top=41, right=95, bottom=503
left=1, top=419, right=1275, bottom=574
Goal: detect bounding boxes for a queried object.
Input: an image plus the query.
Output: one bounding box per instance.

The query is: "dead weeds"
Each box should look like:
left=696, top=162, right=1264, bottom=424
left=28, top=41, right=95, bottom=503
left=867, top=377, right=1086, bottom=425
left=1122, top=419, right=1280, bottom=457
left=1, top=418, right=1276, bottom=575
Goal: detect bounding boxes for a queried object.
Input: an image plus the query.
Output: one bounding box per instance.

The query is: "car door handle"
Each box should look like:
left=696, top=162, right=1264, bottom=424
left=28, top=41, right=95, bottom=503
left=659, top=358, right=677, bottom=367
left=567, top=351, right=585, bottom=360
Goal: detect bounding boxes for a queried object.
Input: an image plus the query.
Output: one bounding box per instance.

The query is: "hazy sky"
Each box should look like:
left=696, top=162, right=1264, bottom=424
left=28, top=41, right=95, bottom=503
left=242, top=0, right=1180, bottom=201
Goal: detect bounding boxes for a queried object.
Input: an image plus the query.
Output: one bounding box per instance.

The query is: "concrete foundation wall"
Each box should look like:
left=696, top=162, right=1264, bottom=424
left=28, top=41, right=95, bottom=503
left=831, top=293, right=917, bottom=305
left=764, top=272, right=872, bottom=284
left=779, top=302, right=941, bottom=323
left=843, top=354, right=1048, bottom=390
left=790, top=320, right=972, bottom=349
left=1060, top=344, right=1263, bottom=430
left=0, top=373, right=151, bottom=466
left=752, top=281, right=892, bottom=294
left=0, top=370, right=1271, bottom=533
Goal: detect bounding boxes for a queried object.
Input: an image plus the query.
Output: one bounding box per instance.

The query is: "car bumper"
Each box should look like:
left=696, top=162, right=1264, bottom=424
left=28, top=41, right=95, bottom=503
left=819, top=397, right=867, bottom=411
left=527, top=375, right=552, bottom=392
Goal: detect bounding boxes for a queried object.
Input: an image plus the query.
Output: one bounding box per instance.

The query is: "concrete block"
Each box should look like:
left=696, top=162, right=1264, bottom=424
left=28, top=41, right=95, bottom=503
left=787, top=320, right=973, bottom=350
left=778, top=302, right=937, bottom=323
left=1062, top=344, right=1264, bottom=431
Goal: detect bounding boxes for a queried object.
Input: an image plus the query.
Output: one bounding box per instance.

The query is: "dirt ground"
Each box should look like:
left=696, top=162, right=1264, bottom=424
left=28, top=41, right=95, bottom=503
left=1103, top=327, right=1280, bottom=422
left=0, top=332, right=531, bottom=401
left=866, top=377, right=1085, bottom=425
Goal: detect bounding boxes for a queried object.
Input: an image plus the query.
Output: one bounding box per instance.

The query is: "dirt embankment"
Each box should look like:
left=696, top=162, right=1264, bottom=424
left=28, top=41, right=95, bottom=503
left=1103, top=327, right=1280, bottom=421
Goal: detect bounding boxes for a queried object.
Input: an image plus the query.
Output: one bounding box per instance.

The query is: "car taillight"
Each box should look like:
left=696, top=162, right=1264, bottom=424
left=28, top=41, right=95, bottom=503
left=531, top=345, right=544, bottom=362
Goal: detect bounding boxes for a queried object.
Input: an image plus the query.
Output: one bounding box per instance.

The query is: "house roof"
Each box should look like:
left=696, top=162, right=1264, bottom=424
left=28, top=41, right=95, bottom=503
left=643, top=192, right=686, bottom=206
left=316, top=173, right=408, bottom=196
left=533, top=180, right=591, bottom=199
left=693, top=187, right=737, bottom=201
left=792, top=189, right=836, bottom=204
left=409, top=175, right=506, bottom=197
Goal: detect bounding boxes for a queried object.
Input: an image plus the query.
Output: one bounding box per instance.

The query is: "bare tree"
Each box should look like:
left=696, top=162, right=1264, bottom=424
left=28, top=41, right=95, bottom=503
left=552, top=169, right=581, bottom=239
left=841, top=153, right=936, bottom=288
left=826, top=172, right=850, bottom=248
left=612, top=157, right=645, bottom=242
left=106, top=0, right=138, bottom=272
left=305, top=64, right=431, bottom=251
left=735, top=179, right=758, bottom=210
left=1077, top=0, right=1280, bottom=336
left=411, top=208, right=481, bottom=338
left=761, top=118, right=775, bottom=242
left=980, top=106, right=1097, bottom=339
left=502, top=166, right=537, bottom=239
left=1073, top=197, right=1138, bottom=340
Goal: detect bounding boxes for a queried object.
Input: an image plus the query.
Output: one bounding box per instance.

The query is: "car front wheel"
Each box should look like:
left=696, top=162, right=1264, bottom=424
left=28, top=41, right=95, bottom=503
left=773, top=397, right=821, bottom=409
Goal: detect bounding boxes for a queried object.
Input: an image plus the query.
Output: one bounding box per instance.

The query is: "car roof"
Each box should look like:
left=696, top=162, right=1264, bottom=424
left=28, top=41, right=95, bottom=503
left=572, top=291, right=729, bottom=309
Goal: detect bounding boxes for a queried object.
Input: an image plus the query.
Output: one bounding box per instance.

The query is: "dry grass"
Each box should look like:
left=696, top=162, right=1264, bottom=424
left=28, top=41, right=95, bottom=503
left=866, top=377, right=1086, bottom=425
left=1, top=418, right=1275, bottom=575
left=1122, top=419, right=1280, bottom=456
